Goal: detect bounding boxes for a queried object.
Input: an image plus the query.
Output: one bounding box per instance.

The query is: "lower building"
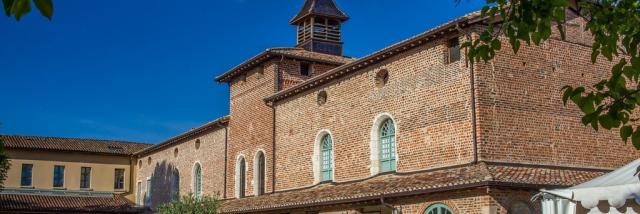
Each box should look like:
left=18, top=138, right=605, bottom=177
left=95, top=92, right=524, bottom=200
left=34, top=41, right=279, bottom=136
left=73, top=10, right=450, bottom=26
left=0, top=135, right=151, bottom=213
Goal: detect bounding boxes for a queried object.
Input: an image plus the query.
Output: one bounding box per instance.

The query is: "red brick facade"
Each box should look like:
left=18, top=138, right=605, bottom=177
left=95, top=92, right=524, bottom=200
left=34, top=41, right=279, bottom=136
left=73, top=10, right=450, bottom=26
left=133, top=2, right=640, bottom=214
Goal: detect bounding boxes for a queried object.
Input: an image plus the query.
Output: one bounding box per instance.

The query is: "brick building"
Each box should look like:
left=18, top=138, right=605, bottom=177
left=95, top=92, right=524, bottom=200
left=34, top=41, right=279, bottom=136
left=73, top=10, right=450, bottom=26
left=133, top=0, right=640, bottom=213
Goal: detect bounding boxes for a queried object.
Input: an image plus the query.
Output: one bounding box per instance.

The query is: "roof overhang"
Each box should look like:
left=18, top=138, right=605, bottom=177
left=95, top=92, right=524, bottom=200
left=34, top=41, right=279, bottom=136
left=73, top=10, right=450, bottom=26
left=134, top=116, right=229, bottom=157
left=215, top=48, right=354, bottom=83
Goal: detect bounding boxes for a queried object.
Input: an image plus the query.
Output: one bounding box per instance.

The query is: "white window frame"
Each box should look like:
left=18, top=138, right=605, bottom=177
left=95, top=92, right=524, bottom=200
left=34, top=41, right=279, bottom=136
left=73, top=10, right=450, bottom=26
left=313, top=129, right=335, bottom=184
left=369, top=113, right=399, bottom=175
left=234, top=155, right=247, bottom=198
left=252, top=150, right=267, bottom=196
left=192, top=162, right=202, bottom=199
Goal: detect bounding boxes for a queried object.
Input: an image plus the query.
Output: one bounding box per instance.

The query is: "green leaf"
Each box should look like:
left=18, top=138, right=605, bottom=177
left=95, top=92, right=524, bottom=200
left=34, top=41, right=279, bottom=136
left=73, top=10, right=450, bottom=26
left=632, top=129, right=640, bottom=149
left=2, top=0, right=13, bottom=16
left=621, top=125, right=633, bottom=143
left=591, top=50, right=600, bottom=63
left=512, top=40, right=521, bottom=54
left=582, top=112, right=598, bottom=126
left=33, top=0, right=51, bottom=20
left=10, top=0, right=29, bottom=21
left=598, top=114, right=620, bottom=130
left=491, top=39, right=501, bottom=50
left=562, top=86, right=573, bottom=105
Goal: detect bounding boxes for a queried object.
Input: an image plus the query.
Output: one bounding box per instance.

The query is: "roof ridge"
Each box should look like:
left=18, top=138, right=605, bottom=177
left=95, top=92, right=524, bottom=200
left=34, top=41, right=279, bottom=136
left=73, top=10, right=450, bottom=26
left=134, top=115, right=230, bottom=156
left=0, top=134, right=150, bottom=145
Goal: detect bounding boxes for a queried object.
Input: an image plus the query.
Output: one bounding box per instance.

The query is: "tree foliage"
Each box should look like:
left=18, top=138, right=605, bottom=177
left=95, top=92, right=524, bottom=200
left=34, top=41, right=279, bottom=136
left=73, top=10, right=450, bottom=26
left=157, top=193, right=221, bottom=214
left=465, top=0, right=640, bottom=149
left=2, top=0, right=52, bottom=21
left=0, top=137, right=10, bottom=188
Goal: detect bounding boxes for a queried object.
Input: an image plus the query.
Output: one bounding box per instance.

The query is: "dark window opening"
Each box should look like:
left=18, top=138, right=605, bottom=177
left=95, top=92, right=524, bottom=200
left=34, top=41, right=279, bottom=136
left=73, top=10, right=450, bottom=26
left=300, top=63, right=311, bottom=76
left=80, top=167, right=91, bottom=189
left=114, top=169, right=125, bottom=190
left=53, top=165, right=65, bottom=188
left=447, top=37, right=461, bottom=64
left=257, top=152, right=265, bottom=195
left=20, top=164, right=33, bottom=186
left=239, top=159, right=246, bottom=198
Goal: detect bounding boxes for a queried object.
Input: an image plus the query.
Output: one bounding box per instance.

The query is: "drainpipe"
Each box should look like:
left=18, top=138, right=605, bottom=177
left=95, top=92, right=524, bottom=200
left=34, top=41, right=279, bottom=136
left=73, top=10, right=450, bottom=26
left=271, top=56, right=284, bottom=193
left=456, top=23, right=479, bottom=165
left=223, top=125, right=228, bottom=198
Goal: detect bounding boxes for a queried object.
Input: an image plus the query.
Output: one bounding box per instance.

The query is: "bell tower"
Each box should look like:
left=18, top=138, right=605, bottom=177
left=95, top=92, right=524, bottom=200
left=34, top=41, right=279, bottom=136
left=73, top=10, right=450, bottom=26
left=290, top=0, right=349, bottom=56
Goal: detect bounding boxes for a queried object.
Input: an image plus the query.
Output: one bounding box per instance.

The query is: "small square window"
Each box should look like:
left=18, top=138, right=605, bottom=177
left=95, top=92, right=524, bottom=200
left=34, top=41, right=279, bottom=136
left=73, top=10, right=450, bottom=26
left=447, top=37, right=461, bottom=64
left=300, top=62, right=311, bottom=76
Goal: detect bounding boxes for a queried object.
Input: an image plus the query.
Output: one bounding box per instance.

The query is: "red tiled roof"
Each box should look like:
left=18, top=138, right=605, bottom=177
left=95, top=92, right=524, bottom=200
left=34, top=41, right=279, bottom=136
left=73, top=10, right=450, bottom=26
left=0, top=193, right=142, bottom=213
left=220, top=162, right=607, bottom=213
left=215, top=48, right=356, bottom=82
left=1, top=135, right=151, bottom=156
left=486, top=163, right=605, bottom=186
left=290, top=0, right=349, bottom=24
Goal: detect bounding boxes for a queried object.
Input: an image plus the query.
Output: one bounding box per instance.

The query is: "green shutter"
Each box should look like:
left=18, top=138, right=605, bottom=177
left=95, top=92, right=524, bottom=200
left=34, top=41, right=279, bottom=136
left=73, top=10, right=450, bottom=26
left=379, top=119, right=396, bottom=172
left=424, top=204, right=454, bottom=214
left=320, top=135, right=333, bottom=181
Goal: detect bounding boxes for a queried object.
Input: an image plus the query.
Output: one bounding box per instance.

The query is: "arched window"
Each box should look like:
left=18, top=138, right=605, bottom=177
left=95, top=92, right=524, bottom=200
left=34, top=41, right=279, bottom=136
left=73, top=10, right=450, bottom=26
left=236, top=157, right=246, bottom=198
left=193, top=163, right=202, bottom=199
left=254, top=151, right=266, bottom=196
left=320, top=135, right=333, bottom=181
left=424, top=204, right=454, bottom=214
left=172, top=170, right=180, bottom=201
left=379, top=119, right=396, bottom=172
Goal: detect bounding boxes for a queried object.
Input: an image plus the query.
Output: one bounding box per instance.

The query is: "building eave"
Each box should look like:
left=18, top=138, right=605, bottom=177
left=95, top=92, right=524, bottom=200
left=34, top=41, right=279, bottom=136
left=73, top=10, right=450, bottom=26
left=133, top=116, right=230, bottom=157
left=214, top=48, right=355, bottom=83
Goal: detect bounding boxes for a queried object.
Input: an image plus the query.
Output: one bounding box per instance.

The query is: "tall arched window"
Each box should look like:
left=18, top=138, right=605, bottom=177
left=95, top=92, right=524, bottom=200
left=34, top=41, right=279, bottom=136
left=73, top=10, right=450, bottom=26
left=237, top=157, right=246, bottom=198
left=172, top=170, right=180, bottom=201
left=424, top=204, right=454, bottom=214
left=320, top=135, right=333, bottom=181
left=193, top=163, right=202, bottom=199
left=379, top=119, right=396, bottom=172
left=254, top=151, right=266, bottom=196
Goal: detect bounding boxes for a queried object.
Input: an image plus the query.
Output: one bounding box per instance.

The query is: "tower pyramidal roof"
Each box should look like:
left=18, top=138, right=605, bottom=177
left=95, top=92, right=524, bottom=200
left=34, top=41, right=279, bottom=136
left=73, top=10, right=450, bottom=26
left=290, top=0, right=349, bottom=24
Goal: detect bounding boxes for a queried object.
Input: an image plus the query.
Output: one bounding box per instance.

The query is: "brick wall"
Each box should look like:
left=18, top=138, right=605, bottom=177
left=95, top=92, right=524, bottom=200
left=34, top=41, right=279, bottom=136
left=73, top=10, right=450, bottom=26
left=273, top=37, right=475, bottom=190
left=226, top=62, right=276, bottom=198
left=134, top=127, right=226, bottom=209
left=474, top=16, right=640, bottom=169
left=279, top=59, right=340, bottom=90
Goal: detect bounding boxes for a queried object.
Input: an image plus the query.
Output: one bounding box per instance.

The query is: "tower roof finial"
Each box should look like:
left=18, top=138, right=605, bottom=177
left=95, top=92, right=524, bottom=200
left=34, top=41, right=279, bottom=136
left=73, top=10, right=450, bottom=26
left=290, top=0, right=349, bottom=24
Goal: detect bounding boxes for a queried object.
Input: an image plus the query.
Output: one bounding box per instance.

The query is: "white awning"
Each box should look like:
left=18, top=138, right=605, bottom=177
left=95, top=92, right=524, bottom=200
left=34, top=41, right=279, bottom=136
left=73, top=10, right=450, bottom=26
left=539, top=159, right=640, bottom=212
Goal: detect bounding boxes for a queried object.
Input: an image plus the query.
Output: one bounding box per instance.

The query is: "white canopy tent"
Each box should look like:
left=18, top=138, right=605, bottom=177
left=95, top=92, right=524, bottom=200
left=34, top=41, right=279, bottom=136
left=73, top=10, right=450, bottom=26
left=537, top=159, right=640, bottom=214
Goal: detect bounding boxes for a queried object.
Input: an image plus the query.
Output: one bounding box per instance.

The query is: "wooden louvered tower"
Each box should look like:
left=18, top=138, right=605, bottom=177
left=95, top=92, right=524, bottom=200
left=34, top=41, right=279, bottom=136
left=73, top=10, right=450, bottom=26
left=290, top=0, right=349, bottom=56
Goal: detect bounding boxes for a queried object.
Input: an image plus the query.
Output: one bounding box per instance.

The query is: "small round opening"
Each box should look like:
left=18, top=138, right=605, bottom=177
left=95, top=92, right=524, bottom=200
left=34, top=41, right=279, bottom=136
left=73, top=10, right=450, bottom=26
left=174, top=148, right=179, bottom=157
left=317, top=91, right=328, bottom=105
left=375, top=69, right=389, bottom=88
left=147, top=157, right=152, bottom=165
left=195, top=139, right=201, bottom=150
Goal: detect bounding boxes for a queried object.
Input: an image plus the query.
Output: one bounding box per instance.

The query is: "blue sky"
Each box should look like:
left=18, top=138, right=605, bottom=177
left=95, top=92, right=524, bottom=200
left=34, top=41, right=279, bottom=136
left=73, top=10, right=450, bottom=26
left=0, top=0, right=484, bottom=144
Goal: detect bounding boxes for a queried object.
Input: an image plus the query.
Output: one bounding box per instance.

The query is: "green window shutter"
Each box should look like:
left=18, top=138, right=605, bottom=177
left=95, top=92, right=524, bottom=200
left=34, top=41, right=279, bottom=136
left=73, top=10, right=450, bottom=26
left=320, top=135, right=333, bottom=181
left=379, top=119, right=396, bottom=172
left=424, top=204, right=454, bottom=214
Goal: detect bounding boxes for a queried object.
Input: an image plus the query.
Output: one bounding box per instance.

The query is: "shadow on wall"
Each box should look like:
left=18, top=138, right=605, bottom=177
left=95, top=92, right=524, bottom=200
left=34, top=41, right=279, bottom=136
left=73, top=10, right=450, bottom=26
left=149, top=160, right=179, bottom=210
